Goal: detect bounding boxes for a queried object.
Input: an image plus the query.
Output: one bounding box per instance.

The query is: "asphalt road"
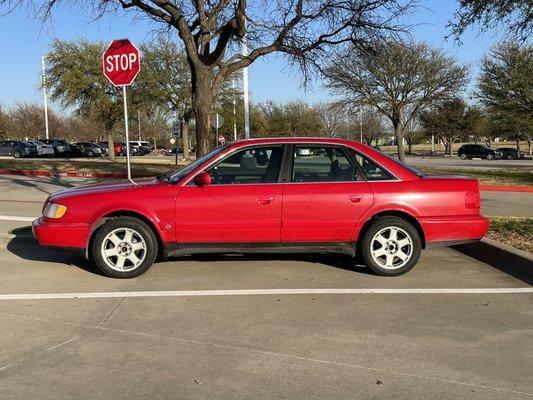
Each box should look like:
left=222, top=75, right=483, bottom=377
left=0, top=174, right=532, bottom=399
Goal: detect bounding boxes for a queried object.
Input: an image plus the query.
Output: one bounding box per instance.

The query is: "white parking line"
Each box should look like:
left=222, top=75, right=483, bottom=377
left=0, top=287, right=531, bottom=301
left=0, top=215, right=36, bottom=222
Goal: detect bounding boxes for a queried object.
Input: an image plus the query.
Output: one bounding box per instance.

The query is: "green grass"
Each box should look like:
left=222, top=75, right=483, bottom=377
left=487, top=217, right=533, bottom=253
left=420, top=167, right=533, bottom=186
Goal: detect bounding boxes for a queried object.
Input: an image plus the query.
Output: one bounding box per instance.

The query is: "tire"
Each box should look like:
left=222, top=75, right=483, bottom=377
left=507, top=154, right=513, bottom=160
left=486, top=154, right=494, bottom=160
left=460, top=153, right=467, bottom=160
left=360, top=216, right=422, bottom=276
left=14, top=150, right=22, bottom=158
left=92, top=216, right=158, bottom=278
left=87, top=150, right=94, bottom=157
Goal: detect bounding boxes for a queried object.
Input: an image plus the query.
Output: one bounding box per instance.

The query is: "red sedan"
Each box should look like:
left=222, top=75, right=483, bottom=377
left=32, top=138, right=489, bottom=278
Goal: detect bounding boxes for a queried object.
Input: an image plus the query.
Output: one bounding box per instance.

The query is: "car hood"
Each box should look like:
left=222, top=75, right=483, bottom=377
left=49, top=178, right=162, bottom=202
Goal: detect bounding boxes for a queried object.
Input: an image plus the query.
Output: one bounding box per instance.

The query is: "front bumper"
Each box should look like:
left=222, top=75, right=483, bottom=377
left=32, top=217, right=91, bottom=253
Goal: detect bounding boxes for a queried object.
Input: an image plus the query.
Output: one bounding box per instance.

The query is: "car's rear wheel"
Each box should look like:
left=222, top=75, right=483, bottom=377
left=14, top=150, right=22, bottom=158
left=486, top=154, right=494, bottom=160
left=361, top=216, right=421, bottom=276
left=507, top=154, right=513, bottom=160
left=92, top=216, right=158, bottom=278
left=87, top=150, right=94, bottom=157
left=460, top=153, right=467, bottom=160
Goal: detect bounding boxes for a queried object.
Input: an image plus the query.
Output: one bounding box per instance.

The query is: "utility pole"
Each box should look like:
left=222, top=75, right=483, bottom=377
left=137, top=111, right=141, bottom=141
left=242, top=23, right=250, bottom=140
left=41, top=56, right=50, bottom=140
left=359, top=105, right=363, bottom=143
left=233, top=78, right=237, bottom=141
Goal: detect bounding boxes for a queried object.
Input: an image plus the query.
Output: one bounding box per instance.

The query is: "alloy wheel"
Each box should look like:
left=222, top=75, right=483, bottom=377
left=100, top=227, right=147, bottom=271
left=370, top=226, right=413, bottom=270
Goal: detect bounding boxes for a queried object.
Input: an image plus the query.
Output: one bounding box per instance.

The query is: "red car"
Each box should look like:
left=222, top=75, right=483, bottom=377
left=32, top=138, right=489, bottom=278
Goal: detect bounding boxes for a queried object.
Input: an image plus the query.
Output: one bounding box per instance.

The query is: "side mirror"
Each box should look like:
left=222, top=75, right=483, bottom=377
left=194, top=171, right=212, bottom=187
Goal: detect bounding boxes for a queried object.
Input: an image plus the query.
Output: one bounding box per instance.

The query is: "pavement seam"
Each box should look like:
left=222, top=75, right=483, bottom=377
left=0, top=310, right=531, bottom=397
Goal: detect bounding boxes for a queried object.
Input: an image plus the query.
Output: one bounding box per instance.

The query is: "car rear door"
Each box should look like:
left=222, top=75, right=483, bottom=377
left=175, top=144, right=285, bottom=244
left=281, top=144, right=374, bottom=243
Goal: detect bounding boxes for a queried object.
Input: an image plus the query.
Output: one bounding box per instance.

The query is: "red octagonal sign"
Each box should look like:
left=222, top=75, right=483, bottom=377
left=103, top=39, right=140, bottom=86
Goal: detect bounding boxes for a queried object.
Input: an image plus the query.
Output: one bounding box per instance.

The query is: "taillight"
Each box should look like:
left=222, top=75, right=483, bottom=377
left=465, top=191, right=480, bottom=209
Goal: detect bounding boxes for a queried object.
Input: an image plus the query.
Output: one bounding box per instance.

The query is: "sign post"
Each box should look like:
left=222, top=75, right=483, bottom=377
left=103, top=39, right=141, bottom=181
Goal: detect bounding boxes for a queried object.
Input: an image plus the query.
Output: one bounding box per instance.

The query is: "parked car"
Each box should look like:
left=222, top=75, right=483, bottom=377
left=496, top=147, right=525, bottom=160
left=39, top=139, right=73, bottom=157
left=72, top=142, right=105, bottom=157
left=98, top=142, right=125, bottom=156
left=0, top=140, right=37, bottom=158
left=32, top=138, right=489, bottom=278
left=120, top=142, right=141, bottom=156
left=457, top=144, right=502, bottom=160
left=27, top=140, right=55, bottom=157
left=130, top=141, right=152, bottom=155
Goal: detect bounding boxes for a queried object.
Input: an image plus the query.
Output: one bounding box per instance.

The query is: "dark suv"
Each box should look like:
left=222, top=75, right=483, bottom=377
left=457, top=144, right=502, bottom=160
left=0, top=140, right=38, bottom=158
left=39, top=139, right=73, bottom=157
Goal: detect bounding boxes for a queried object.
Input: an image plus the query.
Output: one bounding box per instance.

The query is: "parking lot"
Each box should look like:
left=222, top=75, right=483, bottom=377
left=0, top=174, right=531, bottom=399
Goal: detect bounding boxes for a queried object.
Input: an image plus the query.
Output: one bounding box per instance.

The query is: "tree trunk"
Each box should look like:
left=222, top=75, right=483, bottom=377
left=107, top=132, right=115, bottom=161
left=392, top=117, right=405, bottom=162
left=526, top=134, right=532, bottom=155
left=192, top=67, right=214, bottom=157
left=181, top=118, right=190, bottom=161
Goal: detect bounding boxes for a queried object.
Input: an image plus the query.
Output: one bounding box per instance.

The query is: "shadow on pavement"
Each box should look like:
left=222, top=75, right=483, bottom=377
left=453, top=242, right=532, bottom=285
left=6, top=235, right=104, bottom=277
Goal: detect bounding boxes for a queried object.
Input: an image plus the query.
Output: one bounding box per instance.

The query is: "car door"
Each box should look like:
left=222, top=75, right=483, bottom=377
left=175, top=145, right=285, bottom=244
left=0, top=141, right=7, bottom=156
left=281, top=144, right=374, bottom=243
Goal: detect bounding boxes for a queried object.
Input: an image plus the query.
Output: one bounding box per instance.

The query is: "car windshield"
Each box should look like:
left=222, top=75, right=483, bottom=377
left=382, top=153, right=426, bottom=178
left=159, top=145, right=229, bottom=183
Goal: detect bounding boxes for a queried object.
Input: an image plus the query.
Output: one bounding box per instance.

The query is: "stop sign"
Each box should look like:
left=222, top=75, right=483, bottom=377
left=103, top=39, right=140, bottom=86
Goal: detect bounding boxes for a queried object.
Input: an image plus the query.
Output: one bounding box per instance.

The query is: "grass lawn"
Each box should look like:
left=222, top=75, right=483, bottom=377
left=487, top=216, right=533, bottom=253
left=420, top=167, right=533, bottom=186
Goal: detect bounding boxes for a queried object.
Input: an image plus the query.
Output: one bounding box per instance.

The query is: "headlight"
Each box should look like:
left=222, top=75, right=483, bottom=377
left=43, top=203, right=67, bottom=219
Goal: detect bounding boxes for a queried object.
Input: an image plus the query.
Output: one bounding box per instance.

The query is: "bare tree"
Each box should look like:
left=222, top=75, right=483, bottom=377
left=1, top=0, right=416, bottom=155
left=325, top=40, right=468, bottom=161
left=449, top=0, right=532, bottom=43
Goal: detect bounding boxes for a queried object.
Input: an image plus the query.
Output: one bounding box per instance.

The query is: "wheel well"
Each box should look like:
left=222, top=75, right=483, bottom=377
left=88, top=211, right=163, bottom=258
left=357, top=211, right=426, bottom=249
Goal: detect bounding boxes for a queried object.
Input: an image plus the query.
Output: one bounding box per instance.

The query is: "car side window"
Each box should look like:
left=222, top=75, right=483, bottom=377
left=206, top=146, right=283, bottom=185
left=292, top=146, right=356, bottom=183
left=351, top=151, right=395, bottom=181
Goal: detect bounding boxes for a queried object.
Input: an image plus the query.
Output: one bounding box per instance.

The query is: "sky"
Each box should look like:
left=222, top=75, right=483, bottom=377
left=0, top=0, right=506, bottom=111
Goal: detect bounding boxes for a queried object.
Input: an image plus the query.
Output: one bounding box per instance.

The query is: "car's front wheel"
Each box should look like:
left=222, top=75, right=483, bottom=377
left=460, top=153, right=467, bottom=160
left=486, top=154, right=494, bottom=160
left=361, top=216, right=422, bottom=276
left=92, top=216, right=158, bottom=278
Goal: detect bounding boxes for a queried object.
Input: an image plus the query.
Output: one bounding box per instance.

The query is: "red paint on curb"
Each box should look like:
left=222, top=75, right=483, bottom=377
left=479, top=184, right=533, bottom=193
left=0, top=169, right=531, bottom=192
left=0, top=168, right=150, bottom=180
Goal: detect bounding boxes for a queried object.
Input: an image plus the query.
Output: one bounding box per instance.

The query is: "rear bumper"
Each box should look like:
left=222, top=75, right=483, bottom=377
left=420, top=215, right=490, bottom=246
left=32, top=217, right=90, bottom=252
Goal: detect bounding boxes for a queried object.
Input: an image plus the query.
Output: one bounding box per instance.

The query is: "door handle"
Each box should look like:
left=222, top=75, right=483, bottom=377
left=258, top=196, right=275, bottom=205
left=349, top=195, right=363, bottom=203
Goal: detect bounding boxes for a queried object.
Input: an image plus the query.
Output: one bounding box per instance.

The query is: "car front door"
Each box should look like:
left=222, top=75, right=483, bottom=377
left=281, top=145, right=374, bottom=243
left=175, top=145, right=285, bottom=244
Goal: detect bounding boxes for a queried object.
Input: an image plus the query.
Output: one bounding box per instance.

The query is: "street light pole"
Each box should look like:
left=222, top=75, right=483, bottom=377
left=233, top=78, right=237, bottom=141
left=242, top=23, right=250, bottom=140
left=41, top=56, right=50, bottom=140
left=137, top=111, right=141, bottom=141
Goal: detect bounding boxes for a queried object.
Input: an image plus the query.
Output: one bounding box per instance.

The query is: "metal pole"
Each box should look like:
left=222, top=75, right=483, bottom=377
left=242, top=23, right=250, bottom=140
left=137, top=111, right=141, bottom=141
left=41, top=56, right=50, bottom=140
left=431, top=133, right=435, bottom=155
left=123, top=86, right=132, bottom=181
left=359, top=105, right=363, bottom=143
left=233, top=78, right=237, bottom=141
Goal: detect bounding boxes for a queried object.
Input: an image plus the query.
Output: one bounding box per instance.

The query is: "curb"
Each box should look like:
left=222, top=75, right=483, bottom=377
left=0, top=169, right=152, bottom=180
left=479, top=184, right=533, bottom=193
left=452, top=238, right=532, bottom=285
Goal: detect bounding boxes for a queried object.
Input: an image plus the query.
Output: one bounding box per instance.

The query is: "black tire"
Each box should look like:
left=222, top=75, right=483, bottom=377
left=360, top=216, right=422, bottom=276
left=87, top=150, right=94, bottom=157
left=92, top=216, right=158, bottom=278
left=486, top=154, right=494, bottom=160
left=13, top=151, right=22, bottom=158
left=507, top=154, right=513, bottom=160
left=460, top=153, right=467, bottom=160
